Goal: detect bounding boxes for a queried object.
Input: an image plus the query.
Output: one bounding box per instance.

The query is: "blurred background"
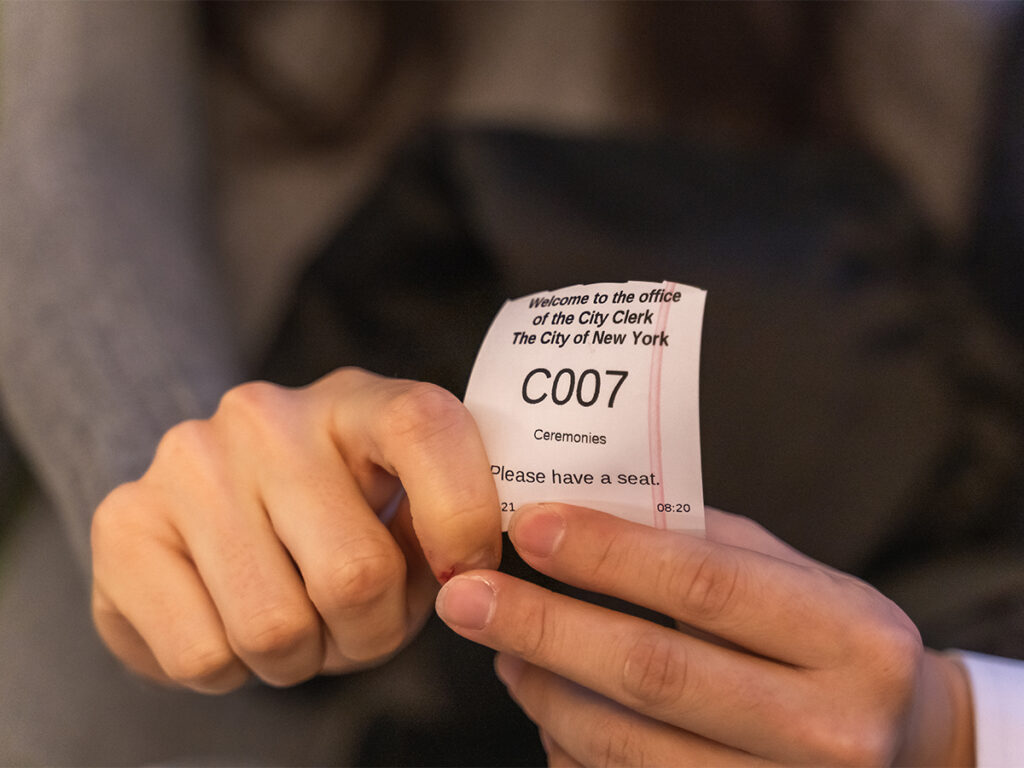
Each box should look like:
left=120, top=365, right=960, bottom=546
left=0, top=2, right=1022, bottom=764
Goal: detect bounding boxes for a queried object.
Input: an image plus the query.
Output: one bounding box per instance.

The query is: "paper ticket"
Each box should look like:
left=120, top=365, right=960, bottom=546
left=464, top=280, right=706, bottom=533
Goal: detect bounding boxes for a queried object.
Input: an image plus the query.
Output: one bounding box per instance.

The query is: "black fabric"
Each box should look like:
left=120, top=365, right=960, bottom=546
left=262, top=136, right=507, bottom=397
left=972, top=9, right=1024, bottom=340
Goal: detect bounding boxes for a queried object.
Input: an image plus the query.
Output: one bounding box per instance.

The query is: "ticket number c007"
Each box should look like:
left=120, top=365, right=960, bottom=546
left=521, top=368, right=629, bottom=408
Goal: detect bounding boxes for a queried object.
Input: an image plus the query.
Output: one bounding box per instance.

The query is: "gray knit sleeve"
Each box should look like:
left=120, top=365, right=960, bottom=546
left=0, top=3, right=243, bottom=571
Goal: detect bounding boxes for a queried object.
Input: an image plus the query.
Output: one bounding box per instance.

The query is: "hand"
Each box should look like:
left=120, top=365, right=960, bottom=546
left=436, top=504, right=975, bottom=766
left=91, top=368, right=501, bottom=692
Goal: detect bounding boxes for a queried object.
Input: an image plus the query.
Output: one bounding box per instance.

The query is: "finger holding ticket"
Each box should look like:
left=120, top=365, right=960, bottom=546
left=464, top=280, right=706, bottom=533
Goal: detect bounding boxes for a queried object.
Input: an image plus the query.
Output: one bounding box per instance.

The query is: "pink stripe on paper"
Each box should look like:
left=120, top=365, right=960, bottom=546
left=648, top=282, right=675, bottom=528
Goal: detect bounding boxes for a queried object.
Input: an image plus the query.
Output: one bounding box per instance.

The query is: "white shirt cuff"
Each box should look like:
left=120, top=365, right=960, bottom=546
left=956, top=650, right=1024, bottom=767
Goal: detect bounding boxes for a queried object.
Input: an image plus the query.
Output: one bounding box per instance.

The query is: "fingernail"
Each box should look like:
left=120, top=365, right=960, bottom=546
left=436, top=575, right=495, bottom=630
left=510, top=505, right=566, bottom=557
left=494, top=652, right=524, bottom=689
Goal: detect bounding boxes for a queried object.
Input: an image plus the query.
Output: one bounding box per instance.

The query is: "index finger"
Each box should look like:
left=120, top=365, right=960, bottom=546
left=507, top=503, right=887, bottom=667
left=313, top=369, right=502, bottom=581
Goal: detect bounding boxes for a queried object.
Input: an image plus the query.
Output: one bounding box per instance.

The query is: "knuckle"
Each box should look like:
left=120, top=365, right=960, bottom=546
left=800, top=613, right=919, bottom=767
left=621, top=629, right=690, bottom=709
left=508, top=598, right=558, bottom=662
left=877, top=620, right=923, bottom=677
left=591, top=713, right=646, bottom=768
left=380, top=382, right=468, bottom=446
left=90, top=483, right=137, bottom=551
left=585, top=536, right=628, bottom=582
left=875, top=612, right=922, bottom=661
left=864, top=617, right=923, bottom=705
left=808, top=715, right=899, bottom=767
left=218, top=380, right=285, bottom=418
left=234, top=605, right=319, bottom=661
left=165, top=640, right=238, bottom=689
left=312, top=543, right=402, bottom=613
left=216, top=380, right=296, bottom=434
left=91, top=482, right=158, bottom=560
left=670, top=547, right=744, bottom=623
left=324, top=366, right=373, bottom=388
left=155, top=418, right=218, bottom=469
left=839, top=586, right=923, bottom=686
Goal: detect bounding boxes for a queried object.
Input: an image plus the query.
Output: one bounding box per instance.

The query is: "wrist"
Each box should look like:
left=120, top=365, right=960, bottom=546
left=898, top=649, right=974, bottom=767
left=941, top=653, right=976, bottom=767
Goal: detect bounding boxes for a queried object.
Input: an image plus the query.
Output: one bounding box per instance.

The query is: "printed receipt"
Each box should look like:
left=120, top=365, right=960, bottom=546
left=464, top=281, right=706, bottom=533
